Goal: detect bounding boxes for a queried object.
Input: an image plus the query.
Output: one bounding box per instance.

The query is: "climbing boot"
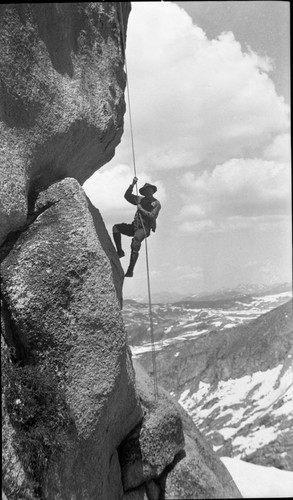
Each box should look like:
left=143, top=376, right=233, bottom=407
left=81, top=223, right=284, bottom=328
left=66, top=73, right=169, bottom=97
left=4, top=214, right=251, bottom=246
left=113, top=231, right=125, bottom=258
left=125, top=251, right=139, bottom=278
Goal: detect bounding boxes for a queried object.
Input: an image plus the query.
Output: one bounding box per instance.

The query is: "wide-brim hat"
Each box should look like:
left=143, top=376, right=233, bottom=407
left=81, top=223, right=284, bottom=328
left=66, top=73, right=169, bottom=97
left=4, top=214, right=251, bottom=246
left=139, top=183, right=157, bottom=195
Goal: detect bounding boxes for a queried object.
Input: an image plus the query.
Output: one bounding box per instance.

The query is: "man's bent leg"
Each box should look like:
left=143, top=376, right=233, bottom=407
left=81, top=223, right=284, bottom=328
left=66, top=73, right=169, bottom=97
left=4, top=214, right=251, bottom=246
left=125, top=228, right=149, bottom=278
left=113, top=223, right=134, bottom=258
left=113, top=225, right=124, bottom=258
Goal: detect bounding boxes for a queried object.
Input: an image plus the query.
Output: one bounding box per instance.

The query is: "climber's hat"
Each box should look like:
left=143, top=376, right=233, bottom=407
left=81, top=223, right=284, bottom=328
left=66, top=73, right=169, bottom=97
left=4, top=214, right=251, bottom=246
left=139, top=183, right=157, bottom=195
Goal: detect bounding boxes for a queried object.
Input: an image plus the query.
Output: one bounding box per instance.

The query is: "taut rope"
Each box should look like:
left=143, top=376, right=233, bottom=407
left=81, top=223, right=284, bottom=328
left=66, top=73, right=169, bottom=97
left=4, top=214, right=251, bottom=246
left=118, top=2, right=159, bottom=401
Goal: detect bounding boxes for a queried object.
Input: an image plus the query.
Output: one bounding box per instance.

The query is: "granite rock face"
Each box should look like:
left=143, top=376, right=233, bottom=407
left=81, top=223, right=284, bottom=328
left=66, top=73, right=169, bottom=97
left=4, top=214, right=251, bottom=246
left=87, top=195, right=124, bottom=307
left=1, top=336, right=36, bottom=500
left=164, top=434, right=242, bottom=499
left=0, top=2, right=130, bottom=244
left=1, top=178, right=141, bottom=499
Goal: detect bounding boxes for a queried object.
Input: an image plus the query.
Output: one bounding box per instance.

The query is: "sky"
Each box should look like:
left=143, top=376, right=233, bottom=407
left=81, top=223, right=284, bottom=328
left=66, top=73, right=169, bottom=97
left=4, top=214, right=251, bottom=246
left=83, top=1, right=291, bottom=300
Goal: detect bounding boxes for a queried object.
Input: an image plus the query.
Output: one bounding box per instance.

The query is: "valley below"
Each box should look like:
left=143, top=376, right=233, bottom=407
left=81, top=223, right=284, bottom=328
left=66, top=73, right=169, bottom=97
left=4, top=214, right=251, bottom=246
left=123, top=284, right=293, bottom=472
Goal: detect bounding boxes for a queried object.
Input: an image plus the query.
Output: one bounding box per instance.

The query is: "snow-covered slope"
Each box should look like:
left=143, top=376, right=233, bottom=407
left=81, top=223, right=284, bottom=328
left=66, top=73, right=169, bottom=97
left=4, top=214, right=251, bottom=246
left=123, top=289, right=293, bottom=471
left=124, top=288, right=292, bottom=358
left=221, top=457, right=293, bottom=498
left=178, top=361, right=293, bottom=467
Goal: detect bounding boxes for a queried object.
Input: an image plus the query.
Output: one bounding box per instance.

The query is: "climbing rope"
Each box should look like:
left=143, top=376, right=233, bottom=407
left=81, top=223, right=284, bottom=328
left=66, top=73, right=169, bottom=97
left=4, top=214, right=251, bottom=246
left=119, top=2, right=159, bottom=401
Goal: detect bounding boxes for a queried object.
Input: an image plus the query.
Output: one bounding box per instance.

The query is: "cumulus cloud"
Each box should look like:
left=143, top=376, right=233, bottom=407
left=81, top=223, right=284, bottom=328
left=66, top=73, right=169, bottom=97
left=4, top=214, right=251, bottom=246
left=262, top=133, right=291, bottom=163
left=83, top=1, right=290, bottom=296
left=177, top=158, right=291, bottom=232
left=178, top=219, right=215, bottom=234
left=114, top=1, right=289, bottom=171
left=83, top=163, right=166, bottom=222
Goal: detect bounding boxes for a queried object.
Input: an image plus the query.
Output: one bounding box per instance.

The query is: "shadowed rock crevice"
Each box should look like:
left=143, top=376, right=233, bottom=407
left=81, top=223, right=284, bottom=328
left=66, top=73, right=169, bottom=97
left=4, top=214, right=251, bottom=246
left=157, top=449, right=187, bottom=500
left=1, top=297, right=28, bottom=366
left=0, top=198, right=58, bottom=262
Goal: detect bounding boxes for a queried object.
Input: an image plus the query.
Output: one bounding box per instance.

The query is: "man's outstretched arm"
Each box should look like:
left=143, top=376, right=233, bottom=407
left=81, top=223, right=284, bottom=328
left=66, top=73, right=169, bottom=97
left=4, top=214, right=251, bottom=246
left=124, top=177, right=141, bottom=206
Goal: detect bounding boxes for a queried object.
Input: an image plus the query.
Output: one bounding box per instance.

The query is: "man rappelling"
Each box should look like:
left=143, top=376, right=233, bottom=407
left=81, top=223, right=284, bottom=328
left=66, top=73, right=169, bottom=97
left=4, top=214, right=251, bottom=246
left=113, top=177, right=161, bottom=278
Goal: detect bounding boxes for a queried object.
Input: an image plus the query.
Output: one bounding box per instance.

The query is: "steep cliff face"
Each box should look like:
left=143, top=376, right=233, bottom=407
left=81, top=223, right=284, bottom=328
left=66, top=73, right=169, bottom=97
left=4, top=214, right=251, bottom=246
left=0, top=3, right=136, bottom=497
left=0, top=2, right=130, bottom=245
left=1, top=3, right=242, bottom=499
left=1, top=178, right=142, bottom=499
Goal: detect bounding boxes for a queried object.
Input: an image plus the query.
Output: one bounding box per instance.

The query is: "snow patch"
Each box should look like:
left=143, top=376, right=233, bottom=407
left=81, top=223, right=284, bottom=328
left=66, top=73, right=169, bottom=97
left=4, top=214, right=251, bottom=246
left=221, top=457, right=293, bottom=498
left=212, top=321, right=222, bottom=327
left=178, top=364, right=293, bottom=457
left=220, top=427, right=239, bottom=440
left=179, top=389, right=190, bottom=403
left=233, top=426, right=280, bottom=457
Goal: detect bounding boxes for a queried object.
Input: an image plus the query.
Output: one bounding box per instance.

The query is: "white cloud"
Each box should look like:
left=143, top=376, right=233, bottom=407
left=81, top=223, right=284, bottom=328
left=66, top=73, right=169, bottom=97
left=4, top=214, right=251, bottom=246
left=263, top=133, right=291, bottom=163
left=178, top=158, right=291, bottom=233
left=179, top=214, right=290, bottom=234
left=83, top=163, right=166, bottom=222
left=177, top=204, right=205, bottom=219
left=178, top=219, right=215, bottom=234
left=115, top=2, right=289, bottom=171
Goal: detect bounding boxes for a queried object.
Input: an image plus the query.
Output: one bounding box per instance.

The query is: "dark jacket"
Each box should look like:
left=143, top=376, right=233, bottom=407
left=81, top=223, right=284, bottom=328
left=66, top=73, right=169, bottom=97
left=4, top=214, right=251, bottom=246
left=124, top=184, right=161, bottom=232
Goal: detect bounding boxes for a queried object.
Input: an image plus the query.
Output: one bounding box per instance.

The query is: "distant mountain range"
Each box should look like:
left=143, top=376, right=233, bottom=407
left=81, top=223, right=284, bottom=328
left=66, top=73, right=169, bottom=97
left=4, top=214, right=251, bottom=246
left=181, top=282, right=292, bottom=302
left=122, top=284, right=293, bottom=471
left=124, top=282, right=292, bottom=305
left=124, top=290, right=187, bottom=304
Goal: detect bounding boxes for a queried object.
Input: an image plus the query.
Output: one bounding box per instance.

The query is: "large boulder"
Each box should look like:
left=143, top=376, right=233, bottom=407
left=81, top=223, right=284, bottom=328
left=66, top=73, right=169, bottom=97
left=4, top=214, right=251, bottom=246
left=0, top=2, right=131, bottom=244
left=119, top=397, right=184, bottom=491
left=1, top=178, right=142, bottom=499
left=163, top=434, right=242, bottom=499
left=163, top=396, right=242, bottom=499
left=131, top=361, right=242, bottom=499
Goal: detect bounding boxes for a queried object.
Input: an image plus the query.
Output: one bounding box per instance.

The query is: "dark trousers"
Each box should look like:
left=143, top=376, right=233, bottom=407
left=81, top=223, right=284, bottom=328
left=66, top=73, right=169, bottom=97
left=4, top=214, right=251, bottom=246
left=113, top=223, right=150, bottom=253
